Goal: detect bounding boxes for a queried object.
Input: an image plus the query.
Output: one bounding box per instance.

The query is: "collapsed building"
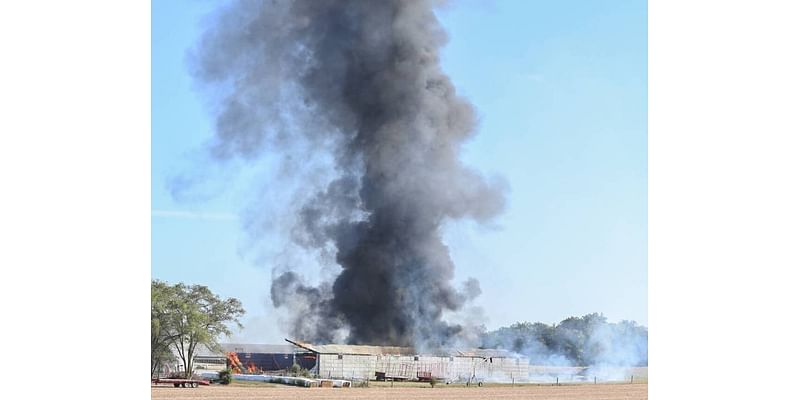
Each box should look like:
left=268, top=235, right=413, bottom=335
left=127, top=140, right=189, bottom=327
left=286, top=339, right=529, bottom=383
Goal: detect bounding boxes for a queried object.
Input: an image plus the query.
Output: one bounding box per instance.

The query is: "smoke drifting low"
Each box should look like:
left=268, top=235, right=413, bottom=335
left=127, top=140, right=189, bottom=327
left=193, top=0, right=505, bottom=349
left=482, top=314, right=648, bottom=369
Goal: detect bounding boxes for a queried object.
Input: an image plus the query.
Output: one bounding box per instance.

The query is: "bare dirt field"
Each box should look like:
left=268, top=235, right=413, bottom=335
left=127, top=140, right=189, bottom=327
left=152, top=383, right=647, bottom=400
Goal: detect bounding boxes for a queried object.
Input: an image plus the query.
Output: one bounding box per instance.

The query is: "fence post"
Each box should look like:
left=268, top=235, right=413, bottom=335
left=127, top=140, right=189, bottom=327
left=556, top=377, right=558, bottom=386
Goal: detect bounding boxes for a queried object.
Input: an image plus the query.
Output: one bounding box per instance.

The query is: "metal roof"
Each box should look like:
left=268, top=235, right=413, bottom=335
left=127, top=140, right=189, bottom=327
left=220, top=343, right=302, bottom=354
left=285, top=338, right=524, bottom=358
left=286, top=338, right=415, bottom=356
left=191, top=343, right=305, bottom=357
left=455, top=348, right=523, bottom=359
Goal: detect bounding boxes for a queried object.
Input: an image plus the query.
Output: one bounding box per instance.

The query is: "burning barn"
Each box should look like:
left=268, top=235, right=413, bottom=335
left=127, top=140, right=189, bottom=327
left=186, top=343, right=316, bottom=374
left=223, top=343, right=316, bottom=373
left=286, top=339, right=529, bottom=383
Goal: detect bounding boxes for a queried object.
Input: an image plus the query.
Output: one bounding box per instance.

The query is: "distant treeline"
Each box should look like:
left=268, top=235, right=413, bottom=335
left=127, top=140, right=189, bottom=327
left=481, top=313, right=648, bottom=367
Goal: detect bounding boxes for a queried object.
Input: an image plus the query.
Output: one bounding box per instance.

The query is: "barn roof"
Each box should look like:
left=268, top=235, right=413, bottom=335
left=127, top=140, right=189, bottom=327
left=285, top=338, right=525, bottom=359
left=220, top=343, right=301, bottom=354
left=455, top=348, right=522, bottom=358
left=286, top=338, right=415, bottom=356
left=191, top=343, right=305, bottom=357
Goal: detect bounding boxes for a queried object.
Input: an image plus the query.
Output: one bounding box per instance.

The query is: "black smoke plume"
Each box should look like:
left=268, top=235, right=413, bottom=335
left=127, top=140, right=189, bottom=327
left=192, top=0, right=505, bottom=349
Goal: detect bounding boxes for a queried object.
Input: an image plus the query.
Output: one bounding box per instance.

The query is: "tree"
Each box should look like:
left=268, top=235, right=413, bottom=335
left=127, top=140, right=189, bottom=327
left=169, top=283, right=245, bottom=378
left=151, top=280, right=179, bottom=377
left=151, top=280, right=245, bottom=378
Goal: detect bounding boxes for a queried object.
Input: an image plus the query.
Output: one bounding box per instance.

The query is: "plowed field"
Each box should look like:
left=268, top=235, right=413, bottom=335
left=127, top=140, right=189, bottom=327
left=152, top=383, right=647, bottom=400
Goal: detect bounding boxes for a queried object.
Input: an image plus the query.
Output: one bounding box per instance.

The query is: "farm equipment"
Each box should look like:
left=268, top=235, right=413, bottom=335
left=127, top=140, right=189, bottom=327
left=374, top=371, right=409, bottom=381
left=151, top=377, right=210, bottom=388
left=417, top=371, right=434, bottom=382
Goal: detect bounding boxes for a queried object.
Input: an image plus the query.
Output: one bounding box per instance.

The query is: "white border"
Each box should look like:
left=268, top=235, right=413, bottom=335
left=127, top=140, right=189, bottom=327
left=651, top=0, right=800, bottom=398
left=1, top=0, right=799, bottom=398
left=0, top=1, right=150, bottom=399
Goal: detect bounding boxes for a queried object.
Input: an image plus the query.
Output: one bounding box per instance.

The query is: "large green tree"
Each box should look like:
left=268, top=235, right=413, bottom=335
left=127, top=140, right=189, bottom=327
left=151, top=280, right=178, bottom=377
left=151, top=280, right=245, bottom=378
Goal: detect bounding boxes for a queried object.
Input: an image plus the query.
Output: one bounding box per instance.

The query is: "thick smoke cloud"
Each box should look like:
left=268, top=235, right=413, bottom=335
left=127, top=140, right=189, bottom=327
left=193, top=0, right=505, bottom=349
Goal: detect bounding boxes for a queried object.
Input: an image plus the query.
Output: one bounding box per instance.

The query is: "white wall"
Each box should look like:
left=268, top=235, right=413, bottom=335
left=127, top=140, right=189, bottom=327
left=328, top=354, right=532, bottom=382
left=317, top=354, right=376, bottom=380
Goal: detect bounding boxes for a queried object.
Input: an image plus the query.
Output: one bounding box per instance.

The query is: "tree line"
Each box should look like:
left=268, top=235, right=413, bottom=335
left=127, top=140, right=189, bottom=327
left=481, top=313, right=648, bottom=367
left=151, top=280, right=245, bottom=378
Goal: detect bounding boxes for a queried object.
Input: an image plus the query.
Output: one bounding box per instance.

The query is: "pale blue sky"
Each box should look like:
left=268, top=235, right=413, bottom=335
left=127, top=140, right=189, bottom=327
left=152, top=0, right=647, bottom=343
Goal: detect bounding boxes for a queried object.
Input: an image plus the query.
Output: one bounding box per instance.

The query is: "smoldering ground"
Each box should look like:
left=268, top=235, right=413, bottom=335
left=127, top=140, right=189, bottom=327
left=189, top=0, right=506, bottom=350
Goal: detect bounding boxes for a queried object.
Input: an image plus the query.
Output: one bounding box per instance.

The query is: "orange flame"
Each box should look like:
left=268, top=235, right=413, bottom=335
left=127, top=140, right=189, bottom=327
left=227, top=352, right=244, bottom=374
left=247, top=361, right=258, bottom=373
